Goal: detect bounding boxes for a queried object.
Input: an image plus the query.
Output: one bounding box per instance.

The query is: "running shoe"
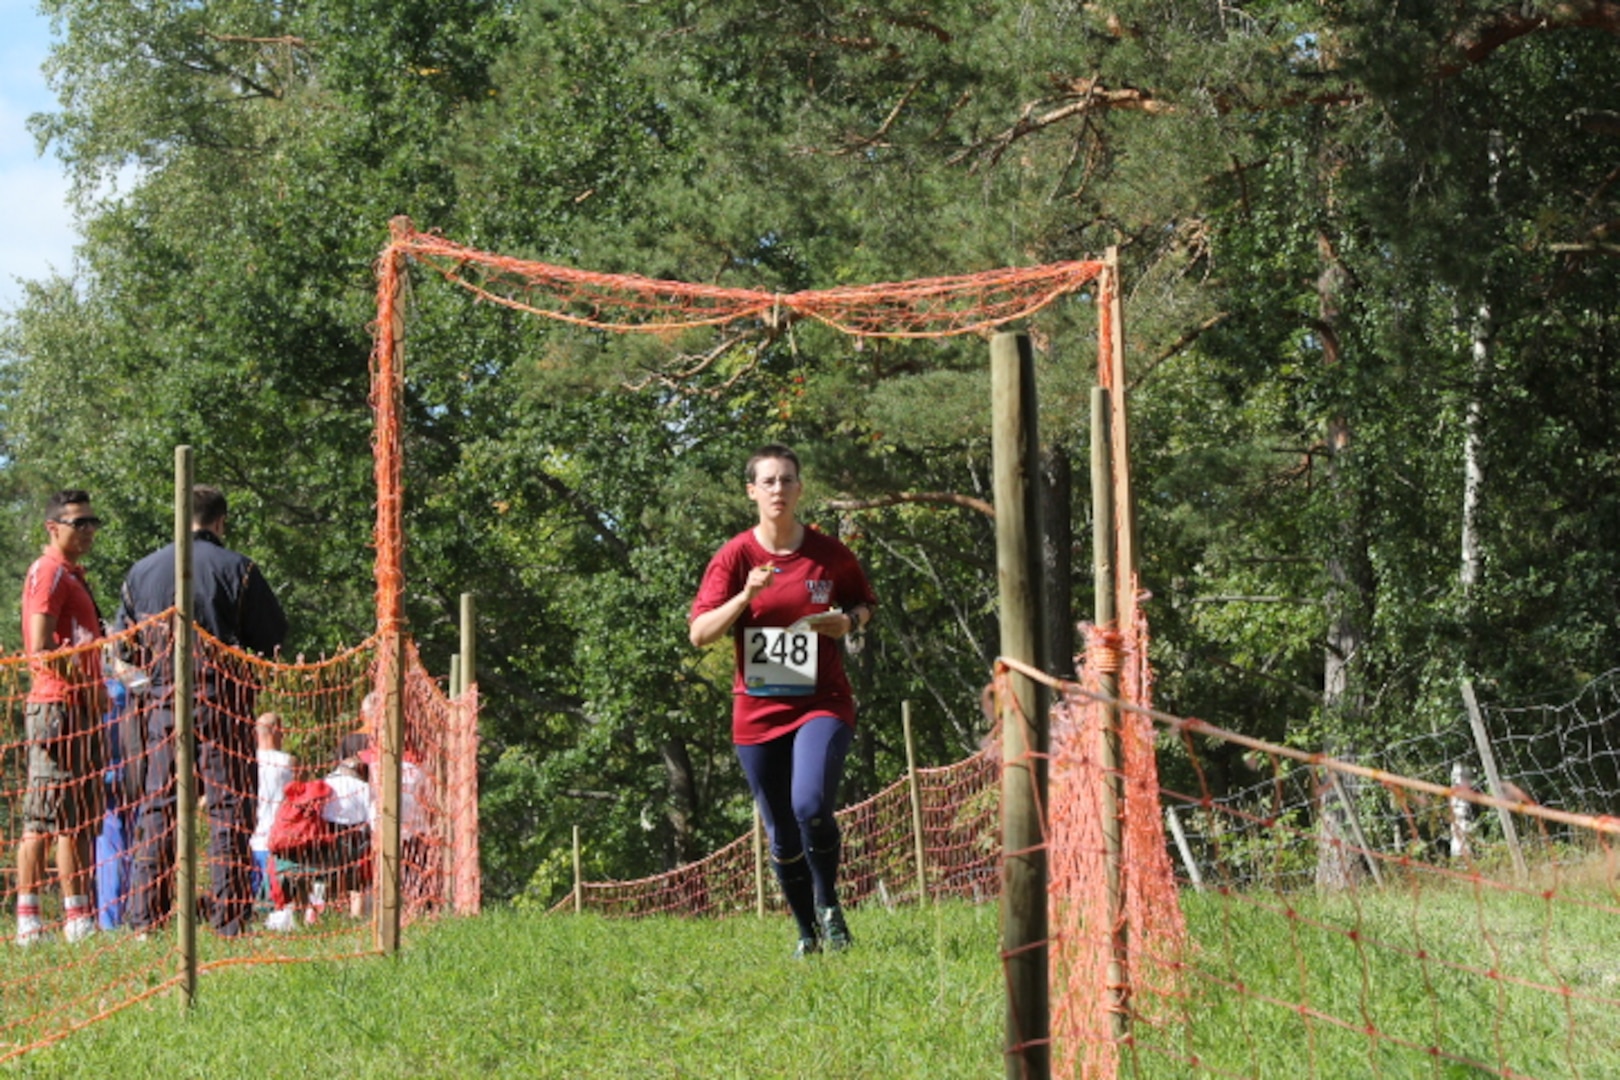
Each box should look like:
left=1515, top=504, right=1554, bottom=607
left=817, top=905, right=853, bottom=951
left=14, top=915, right=45, bottom=947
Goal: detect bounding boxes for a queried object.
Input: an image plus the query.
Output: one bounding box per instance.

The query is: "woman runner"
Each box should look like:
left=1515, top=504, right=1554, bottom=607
left=689, top=444, right=877, bottom=956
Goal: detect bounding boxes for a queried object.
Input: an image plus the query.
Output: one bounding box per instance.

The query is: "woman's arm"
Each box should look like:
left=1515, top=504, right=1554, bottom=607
left=689, top=562, right=779, bottom=648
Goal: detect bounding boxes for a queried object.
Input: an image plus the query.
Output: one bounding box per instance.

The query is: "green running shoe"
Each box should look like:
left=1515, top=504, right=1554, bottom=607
left=817, top=905, right=852, bottom=951
left=794, top=936, right=822, bottom=958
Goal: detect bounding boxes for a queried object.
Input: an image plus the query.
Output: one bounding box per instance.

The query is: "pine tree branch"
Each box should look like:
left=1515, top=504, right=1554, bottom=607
left=823, top=491, right=996, bottom=518
left=954, top=3, right=1620, bottom=166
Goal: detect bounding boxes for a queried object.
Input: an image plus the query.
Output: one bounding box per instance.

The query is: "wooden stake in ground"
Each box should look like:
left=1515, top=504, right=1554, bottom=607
left=992, top=331, right=1049, bottom=1080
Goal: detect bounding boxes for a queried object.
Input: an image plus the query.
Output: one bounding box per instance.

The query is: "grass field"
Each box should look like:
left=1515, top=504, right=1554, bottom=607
left=8, top=901, right=1004, bottom=1079
left=9, top=877, right=1620, bottom=1079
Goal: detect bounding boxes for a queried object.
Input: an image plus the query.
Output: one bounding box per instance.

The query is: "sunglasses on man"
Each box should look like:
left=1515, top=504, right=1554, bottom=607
left=52, top=516, right=103, bottom=531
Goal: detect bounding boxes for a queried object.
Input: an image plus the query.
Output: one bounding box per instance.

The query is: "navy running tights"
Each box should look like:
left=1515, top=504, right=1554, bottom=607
left=735, top=714, right=853, bottom=921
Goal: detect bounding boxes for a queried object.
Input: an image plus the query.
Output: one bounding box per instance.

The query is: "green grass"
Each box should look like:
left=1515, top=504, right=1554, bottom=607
left=10, top=879, right=1620, bottom=1079
left=8, top=902, right=1004, bottom=1079
left=1123, top=876, right=1620, bottom=1079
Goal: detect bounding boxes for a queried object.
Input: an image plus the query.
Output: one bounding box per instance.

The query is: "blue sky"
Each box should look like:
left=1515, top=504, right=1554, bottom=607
left=0, top=1, right=75, bottom=313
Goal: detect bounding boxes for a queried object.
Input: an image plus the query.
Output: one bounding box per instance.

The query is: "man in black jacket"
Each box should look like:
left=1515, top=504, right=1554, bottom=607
left=120, top=485, right=287, bottom=937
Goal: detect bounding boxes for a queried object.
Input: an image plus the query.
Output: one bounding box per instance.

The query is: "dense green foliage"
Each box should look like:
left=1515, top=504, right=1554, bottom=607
left=2, top=0, right=1617, bottom=898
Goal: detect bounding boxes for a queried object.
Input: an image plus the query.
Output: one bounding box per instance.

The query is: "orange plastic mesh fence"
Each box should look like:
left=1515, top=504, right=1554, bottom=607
left=402, top=638, right=480, bottom=916
left=0, top=616, right=477, bottom=1063
left=552, top=744, right=999, bottom=918
left=377, top=218, right=1103, bottom=340
left=1001, top=649, right=1620, bottom=1079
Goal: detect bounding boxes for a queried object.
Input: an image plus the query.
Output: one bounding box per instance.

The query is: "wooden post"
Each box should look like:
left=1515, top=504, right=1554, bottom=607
left=459, top=593, right=477, bottom=701
left=1042, top=449, right=1077, bottom=680
left=992, top=331, right=1049, bottom=1080
left=446, top=653, right=462, bottom=908
left=173, top=447, right=197, bottom=1004
left=1092, top=388, right=1130, bottom=1041
left=378, top=632, right=405, bottom=953
left=1461, top=680, right=1528, bottom=880
left=1327, top=769, right=1383, bottom=887
left=1101, top=247, right=1136, bottom=595
left=455, top=593, right=481, bottom=913
left=1164, top=808, right=1204, bottom=892
left=753, top=809, right=767, bottom=917
left=572, top=825, right=583, bottom=914
left=902, top=701, right=930, bottom=905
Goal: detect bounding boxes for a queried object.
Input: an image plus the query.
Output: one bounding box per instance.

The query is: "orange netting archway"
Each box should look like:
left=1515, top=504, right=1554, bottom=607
left=368, top=216, right=1108, bottom=632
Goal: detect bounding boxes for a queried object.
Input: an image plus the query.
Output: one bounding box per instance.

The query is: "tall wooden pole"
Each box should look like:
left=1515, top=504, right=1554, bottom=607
left=1101, top=246, right=1136, bottom=600
left=378, top=633, right=405, bottom=953
left=173, top=447, right=197, bottom=1003
left=1461, top=680, right=1529, bottom=880
left=572, top=825, right=583, bottom=914
left=459, top=593, right=477, bottom=701
left=456, top=592, right=481, bottom=913
left=1092, top=388, right=1130, bottom=1041
left=1042, top=449, right=1077, bottom=679
left=753, top=809, right=767, bottom=917
left=446, top=652, right=462, bottom=910
left=902, top=701, right=931, bottom=905
left=992, top=331, right=1050, bottom=1080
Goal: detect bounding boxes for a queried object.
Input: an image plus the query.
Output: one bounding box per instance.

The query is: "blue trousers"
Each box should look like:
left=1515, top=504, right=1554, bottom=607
left=735, top=714, right=852, bottom=937
left=95, top=802, right=133, bottom=930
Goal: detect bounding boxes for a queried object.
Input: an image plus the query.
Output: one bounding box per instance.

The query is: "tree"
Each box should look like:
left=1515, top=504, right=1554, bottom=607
left=6, top=0, right=1619, bottom=901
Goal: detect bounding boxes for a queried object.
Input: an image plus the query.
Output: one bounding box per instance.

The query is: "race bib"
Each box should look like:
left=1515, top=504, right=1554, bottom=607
left=743, top=627, right=818, bottom=697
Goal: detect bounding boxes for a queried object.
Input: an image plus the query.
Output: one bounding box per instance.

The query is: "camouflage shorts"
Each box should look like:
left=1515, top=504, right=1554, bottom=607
left=22, top=699, right=104, bottom=834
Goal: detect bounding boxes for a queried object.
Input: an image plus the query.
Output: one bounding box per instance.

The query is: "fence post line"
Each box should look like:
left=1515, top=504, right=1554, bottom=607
left=753, top=809, right=766, bottom=917
left=573, top=825, right=583, bottom=914
left=1461, top=679, right=1529, bottom=881
left=378, top=632, right=405, bottom=953
left=902, top=701, right=930, bottom=905
left=1092, top=388, right=1130, bottom=1043
left=1164, top=807, right=1203, bottom=892
left=1327, top=769, right=1383, bottom=886
left=991, top=331, right=1050, bottom=1080
left=173, top=446, right=197, bottom=1004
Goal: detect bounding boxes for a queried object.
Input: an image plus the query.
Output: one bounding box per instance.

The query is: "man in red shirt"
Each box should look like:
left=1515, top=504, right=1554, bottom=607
left=15, top=489, right=108, bottom=946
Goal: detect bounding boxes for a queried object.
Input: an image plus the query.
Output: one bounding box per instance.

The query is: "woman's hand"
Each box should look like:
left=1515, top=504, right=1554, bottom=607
left=690, top=564, right=778, bottom=648
left=743, top=563, right=778, bottom=600
left=805, top=610, right=860, bottom=638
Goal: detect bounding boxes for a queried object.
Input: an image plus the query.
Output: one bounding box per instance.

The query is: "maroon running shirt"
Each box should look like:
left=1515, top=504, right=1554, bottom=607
left=690, top=526, right=876, bottom=745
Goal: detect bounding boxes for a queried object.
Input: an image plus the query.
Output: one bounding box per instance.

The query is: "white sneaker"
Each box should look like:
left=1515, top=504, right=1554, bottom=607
left=64, top=916, right=96, bottom=944
left=14, top=915, right=45, bottom=947
left=264, top=908, right=295, bottom=932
